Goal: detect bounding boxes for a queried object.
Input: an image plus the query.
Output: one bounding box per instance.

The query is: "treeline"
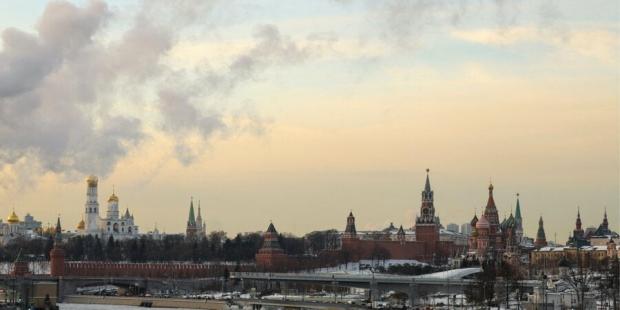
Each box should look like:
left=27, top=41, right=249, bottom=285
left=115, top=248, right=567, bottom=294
left=0, top=229, right=338, bottom=262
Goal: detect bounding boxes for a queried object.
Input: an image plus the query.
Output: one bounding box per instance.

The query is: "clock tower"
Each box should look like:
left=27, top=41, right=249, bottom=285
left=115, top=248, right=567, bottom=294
left=415, top=169, right=439, bottom=249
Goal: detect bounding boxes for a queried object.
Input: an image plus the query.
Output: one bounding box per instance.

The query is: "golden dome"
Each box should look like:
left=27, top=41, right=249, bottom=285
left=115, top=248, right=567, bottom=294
left=86, top=175, right=98, bottom=186
left=7, top=211, right=19, bottom=224
left=108, top=193, right=119, bottom=202
left=77, top=219, right=85, bottom=230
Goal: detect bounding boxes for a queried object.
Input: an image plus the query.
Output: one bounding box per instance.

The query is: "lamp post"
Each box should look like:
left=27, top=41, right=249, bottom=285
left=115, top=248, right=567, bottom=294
left=541, top=272, right=547, bottom=310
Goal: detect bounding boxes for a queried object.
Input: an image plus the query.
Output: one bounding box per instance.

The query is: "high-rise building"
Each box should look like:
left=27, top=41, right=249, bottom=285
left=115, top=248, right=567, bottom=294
left=460, top=222, right=472, bottom=236
left=446, top=223, right=459, bottom=233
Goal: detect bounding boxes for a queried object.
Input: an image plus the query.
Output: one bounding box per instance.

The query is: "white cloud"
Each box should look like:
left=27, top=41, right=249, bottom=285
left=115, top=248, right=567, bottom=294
left=452, top=26, right=619, bottom=64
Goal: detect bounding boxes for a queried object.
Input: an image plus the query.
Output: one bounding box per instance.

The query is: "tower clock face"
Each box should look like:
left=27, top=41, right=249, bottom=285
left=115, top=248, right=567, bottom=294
left=423, top=209, right=429, bottom=215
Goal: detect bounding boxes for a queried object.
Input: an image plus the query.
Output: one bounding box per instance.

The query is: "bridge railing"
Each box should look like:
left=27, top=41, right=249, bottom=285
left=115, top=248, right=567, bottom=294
left=62, top=261, right=255, bottom=279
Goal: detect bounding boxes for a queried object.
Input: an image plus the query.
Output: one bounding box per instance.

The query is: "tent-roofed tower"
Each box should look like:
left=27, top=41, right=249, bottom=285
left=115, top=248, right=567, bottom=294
left=255, top=222, right=289, bottom=271
left=196, top=200, right=206, bottom=239
left=186, top=197, right=198, bottom=239
left=514, top=193, right=523, bottom=242
left=534, top=216, right=547, bottom=248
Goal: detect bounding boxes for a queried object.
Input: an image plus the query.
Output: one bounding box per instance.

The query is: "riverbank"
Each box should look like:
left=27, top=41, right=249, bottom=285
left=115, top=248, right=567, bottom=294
left=61, top=295, right=227, bottom=310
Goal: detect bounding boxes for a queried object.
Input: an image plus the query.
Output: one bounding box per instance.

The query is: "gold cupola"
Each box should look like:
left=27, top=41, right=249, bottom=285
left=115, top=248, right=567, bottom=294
left=108, top=185, right=118, bottom=202
left=7, top=210, right=19, bottom=224
left=86, top=175, right=98, bottom=187
left=77, top=218, right=85, bottom=230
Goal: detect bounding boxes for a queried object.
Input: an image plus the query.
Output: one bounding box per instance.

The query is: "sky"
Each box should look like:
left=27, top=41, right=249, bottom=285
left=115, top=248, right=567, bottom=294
left=0, top=0, right=618, bottom=241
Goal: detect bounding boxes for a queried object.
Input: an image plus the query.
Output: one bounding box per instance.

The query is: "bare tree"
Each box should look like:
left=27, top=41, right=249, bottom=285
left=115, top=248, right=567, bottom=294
left=561, top=249, right=595, bottom=310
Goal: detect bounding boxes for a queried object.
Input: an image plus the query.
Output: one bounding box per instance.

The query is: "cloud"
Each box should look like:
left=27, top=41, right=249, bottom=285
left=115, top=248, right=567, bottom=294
left=0, top=1, right=336, bottom=188
left=351, top=0, right=523, bottom=48
left=200, top=25, right=335, bottom=94
left=452, top=26, right=619, bottom=64
left=0, top=0, right=215, bottom=186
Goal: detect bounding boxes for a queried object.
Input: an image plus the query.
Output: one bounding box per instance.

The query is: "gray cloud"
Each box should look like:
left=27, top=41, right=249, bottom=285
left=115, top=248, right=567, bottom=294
left=203, top=24, right=334, bottom=94
left=0, top=1, right=334, bottom=186
left=337, top=0, right=525, bottom=48
left=0, top=0, right=202, bottom=184
left=156, top=24, right=332, bottom=165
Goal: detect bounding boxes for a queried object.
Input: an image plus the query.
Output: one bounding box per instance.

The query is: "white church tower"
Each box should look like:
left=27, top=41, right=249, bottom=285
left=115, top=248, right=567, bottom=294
left=106, top=188, right=120, bottom=220
left=85, top=175, right=100, bottom=234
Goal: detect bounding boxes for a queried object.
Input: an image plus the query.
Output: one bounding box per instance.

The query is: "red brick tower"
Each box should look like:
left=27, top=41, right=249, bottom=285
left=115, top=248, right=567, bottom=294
left=415, top=169, right=439, bottom=259
left=11, top=250, right=30, bottom=276
left=343, top=211, right=357, bottom=239
left=255, top=222, right=288, bottom=271
left=50, top=217, right=65, bottom=277
left=534, top=216, right=548, bottom=248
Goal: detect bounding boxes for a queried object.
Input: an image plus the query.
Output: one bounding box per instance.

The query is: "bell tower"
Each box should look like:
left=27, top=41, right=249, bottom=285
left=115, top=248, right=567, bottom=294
left=84, top=175, right=100, bottom=234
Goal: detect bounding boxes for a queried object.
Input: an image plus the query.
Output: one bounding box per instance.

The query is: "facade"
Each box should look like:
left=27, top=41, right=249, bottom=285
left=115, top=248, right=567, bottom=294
left=531, top=239, right=619, bottom=275
left=76, top=175, right=139, bottom=240
left=340, top=170, right=463, bottom=264
left=185, top=198, right=206, bottom=240
left=468, top=185, right=524, bottom=259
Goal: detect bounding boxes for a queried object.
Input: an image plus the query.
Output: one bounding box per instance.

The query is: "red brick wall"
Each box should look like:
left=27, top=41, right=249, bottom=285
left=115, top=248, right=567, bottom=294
left=341, top=238, right=457, bottom=263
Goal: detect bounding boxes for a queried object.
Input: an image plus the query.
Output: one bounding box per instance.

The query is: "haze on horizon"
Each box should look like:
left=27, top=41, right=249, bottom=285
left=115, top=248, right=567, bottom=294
left=0, top=0, right=618, bottom=241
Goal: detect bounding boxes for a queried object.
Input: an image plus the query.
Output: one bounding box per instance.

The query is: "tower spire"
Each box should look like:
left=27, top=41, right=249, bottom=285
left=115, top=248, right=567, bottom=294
left=602, top=207, right=609, bottom=229
left=535, top=215, right=547, bottom=248
left=424, top=168, right=431, bottom=192
left=188, top=197, right=196, bottom=225
left=417, top=169, right=435, bottom=224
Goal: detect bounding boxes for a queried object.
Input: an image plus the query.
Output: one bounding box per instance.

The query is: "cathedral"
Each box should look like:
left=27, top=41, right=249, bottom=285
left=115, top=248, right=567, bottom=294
left=468, top=184, right=536, bottom=260
left=76, top=175, right=139, bottom=240
left=0, top=211, right=42, bottom=245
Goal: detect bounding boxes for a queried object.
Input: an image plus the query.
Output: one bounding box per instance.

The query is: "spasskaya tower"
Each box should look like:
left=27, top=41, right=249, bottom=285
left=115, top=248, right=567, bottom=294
left=415, top=169, right=440, bottom=246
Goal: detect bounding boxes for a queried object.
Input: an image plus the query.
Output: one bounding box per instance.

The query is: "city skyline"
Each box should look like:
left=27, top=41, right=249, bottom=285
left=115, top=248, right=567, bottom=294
left=0, top=0, right=617, bottom=239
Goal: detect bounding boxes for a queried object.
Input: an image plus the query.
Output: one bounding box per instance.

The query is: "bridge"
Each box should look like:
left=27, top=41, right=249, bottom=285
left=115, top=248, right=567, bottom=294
left=231, top=268, right=483, bottom=304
